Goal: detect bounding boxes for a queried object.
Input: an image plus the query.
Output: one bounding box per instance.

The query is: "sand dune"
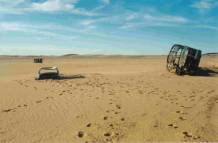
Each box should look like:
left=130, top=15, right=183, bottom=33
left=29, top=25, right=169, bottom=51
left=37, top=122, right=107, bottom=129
left=0, top=56, right=218, bottom=143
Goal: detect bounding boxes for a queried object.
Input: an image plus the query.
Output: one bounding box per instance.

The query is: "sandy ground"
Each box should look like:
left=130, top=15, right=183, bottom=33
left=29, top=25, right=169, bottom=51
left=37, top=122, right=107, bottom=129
left=0, top=56, right=218, bottom=143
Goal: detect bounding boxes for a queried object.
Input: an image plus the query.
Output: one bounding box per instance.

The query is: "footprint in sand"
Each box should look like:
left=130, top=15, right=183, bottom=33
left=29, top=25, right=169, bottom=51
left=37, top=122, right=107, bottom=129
left=138, top=90, right=143, bottom=94
left=168, top=123, right=178, bottom=129
left=125, top=90, right=130, bottom=94
left=0, top=131, right=5, bottom=135
left=45, top=96, right=53, bottom=100
left=104, top=132, right=111, bottom=137
left=114, top=111, right=119, bottom=115
left=179, top=116, right=186, bottom=121
left=77, top=131, right=85, bottom=138
left=153, top=124, right=158, bottom=128
left=193, top=136, right=201, bottom=140
left=16, top=104, right=27, bottom=108
left=86, top=123, right=92, bottom=127
left=2, top=108, right=16, bottom=113
left=153, top=121, right=160, bottom=128
left=116, top=104, right=121, bottom=109
left=160, top=96, right=164, bottom=99
left=176, top=110, right=181, bottom=113
left=182, top=131, right=192, bottom=138
left=103, top=116, right=108, bottom=120
left=190, top=95, right=196, bottom=98
left=180, top=105, right=192, bottom=109
left=207, top=90, right=215, bottom=94
left=36, top=100, right=42, bottom=104
left=109, top=123, right=114, bottom=128
left=106, top=110, right=110, bottom=113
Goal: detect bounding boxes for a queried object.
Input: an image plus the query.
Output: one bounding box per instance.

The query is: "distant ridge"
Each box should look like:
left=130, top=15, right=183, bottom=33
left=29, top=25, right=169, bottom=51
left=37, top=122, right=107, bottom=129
left=0, top=54, right=166, bottom=58
left=59, top=54, right=166, bottom=58
left=61, top=54, right=79, bottom=57
left=203, top=53, right=218, bottom=56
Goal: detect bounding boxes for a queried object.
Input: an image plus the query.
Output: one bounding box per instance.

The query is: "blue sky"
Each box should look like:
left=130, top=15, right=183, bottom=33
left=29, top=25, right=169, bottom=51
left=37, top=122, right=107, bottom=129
left=0, top=0, right=218, bottom=55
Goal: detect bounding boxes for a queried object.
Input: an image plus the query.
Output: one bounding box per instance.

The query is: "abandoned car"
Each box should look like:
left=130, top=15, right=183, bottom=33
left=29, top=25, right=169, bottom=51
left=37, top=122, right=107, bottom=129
left=36, top=67, right=60, bottom=80
left=167, top=44, right=202, bottom=75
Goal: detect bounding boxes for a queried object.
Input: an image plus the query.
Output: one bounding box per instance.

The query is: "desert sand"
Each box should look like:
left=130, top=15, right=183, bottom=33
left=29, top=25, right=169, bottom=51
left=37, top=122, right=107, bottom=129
left=0, top=55, right=218, bottom=143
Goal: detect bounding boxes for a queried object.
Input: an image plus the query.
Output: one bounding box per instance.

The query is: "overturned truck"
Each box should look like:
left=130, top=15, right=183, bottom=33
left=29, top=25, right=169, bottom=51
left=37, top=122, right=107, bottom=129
left=35, top=67, right=60, bottom=80
left=167, top=44, right=202, bottom=75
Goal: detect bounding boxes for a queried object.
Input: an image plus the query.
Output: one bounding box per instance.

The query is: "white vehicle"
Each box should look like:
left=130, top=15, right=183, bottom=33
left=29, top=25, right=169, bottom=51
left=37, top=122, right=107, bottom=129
left=36, top=67, right=60, bottom=80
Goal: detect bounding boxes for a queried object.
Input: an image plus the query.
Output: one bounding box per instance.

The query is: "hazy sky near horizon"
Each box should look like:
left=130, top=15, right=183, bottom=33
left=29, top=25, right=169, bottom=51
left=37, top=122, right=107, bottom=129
left=0, top=0, right=218, bottom=55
